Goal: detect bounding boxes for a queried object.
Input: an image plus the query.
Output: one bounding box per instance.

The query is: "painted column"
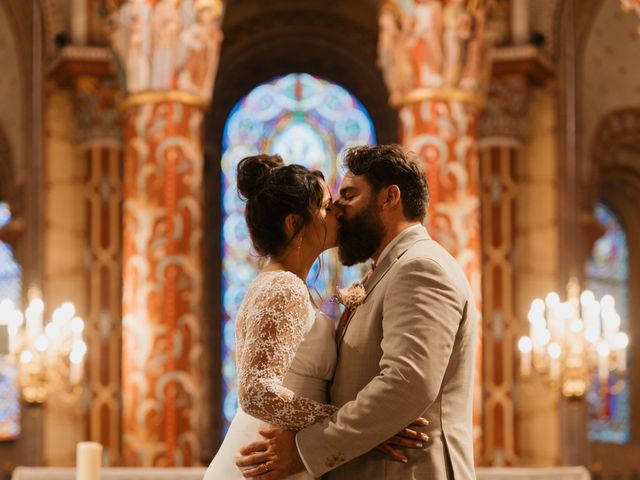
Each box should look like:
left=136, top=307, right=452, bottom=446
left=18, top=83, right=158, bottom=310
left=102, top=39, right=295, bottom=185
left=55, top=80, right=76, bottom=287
left=477, top=74, right=527, bottom=466
left=477, top=46, right=553, bottom=465
left=74, top=66, right=125, bottom=465
left=110, top=0, right=224, bottom=466
left=378, top=0, right=494, bottom=456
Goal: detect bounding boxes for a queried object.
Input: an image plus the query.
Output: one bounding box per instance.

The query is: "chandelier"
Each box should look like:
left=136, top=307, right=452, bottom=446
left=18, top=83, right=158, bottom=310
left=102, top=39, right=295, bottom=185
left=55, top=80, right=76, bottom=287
left=0, top=290, right=87, bottom=404
left=517, top=280, right=629, bottom=398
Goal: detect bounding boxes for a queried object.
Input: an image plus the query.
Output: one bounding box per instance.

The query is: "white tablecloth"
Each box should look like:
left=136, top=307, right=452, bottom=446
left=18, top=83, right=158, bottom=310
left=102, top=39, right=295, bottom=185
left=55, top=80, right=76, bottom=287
left=477, top=467, right=590, bottom=480
left=12, top=468, right=207, bottom=480
left=13, top=465, right=591, bottom=480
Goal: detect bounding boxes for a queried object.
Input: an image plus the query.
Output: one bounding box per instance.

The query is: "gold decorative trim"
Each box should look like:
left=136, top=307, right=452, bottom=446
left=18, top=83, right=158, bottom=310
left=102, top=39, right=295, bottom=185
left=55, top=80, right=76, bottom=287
left=119, top=90, right=209, bottom=111
left=394, top=88, right=487, bottom=110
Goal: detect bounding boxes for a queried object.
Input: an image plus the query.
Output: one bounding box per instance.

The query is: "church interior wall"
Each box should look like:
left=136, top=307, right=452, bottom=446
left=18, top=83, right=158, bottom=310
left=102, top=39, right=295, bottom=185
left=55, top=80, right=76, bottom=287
left=42, top=86, right=88, bottom=467
left=514, top=81, right=561, bottom=467
left=0, top=0, right=639, bottom=478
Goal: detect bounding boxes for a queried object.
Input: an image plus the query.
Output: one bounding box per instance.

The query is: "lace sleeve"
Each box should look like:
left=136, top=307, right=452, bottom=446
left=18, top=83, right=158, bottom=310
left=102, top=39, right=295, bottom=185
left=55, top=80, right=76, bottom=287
left=237, top=273, right=338, bottom=430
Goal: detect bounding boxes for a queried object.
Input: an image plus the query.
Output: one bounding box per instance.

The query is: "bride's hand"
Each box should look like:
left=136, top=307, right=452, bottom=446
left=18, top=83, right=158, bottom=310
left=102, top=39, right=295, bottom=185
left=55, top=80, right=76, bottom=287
left=375, top=417, right=429, bottom=463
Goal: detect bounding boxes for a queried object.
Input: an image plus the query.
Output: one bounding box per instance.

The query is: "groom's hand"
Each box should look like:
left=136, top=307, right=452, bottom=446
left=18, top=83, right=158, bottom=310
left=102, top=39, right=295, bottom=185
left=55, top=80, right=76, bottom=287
left=236, top=428, right=305, bottom=479
left=377, top=417, right=430, bottom=463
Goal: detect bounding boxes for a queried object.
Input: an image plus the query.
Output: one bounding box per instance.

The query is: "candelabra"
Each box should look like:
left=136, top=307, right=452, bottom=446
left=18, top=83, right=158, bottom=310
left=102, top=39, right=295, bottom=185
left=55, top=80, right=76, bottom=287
left=517, top=281, right=629, bottom=398
left=0, top=292, right=87, bottom=404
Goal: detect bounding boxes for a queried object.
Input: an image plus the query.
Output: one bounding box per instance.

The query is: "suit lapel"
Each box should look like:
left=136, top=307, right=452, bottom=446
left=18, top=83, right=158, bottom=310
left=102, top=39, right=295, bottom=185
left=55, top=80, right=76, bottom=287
left=337, top=227, right=431, bottom=345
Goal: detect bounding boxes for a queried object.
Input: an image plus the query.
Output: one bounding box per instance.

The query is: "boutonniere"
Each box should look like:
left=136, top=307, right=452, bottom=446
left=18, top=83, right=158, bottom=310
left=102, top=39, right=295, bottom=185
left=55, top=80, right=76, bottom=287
left=333, top=282, right=366, bottom=311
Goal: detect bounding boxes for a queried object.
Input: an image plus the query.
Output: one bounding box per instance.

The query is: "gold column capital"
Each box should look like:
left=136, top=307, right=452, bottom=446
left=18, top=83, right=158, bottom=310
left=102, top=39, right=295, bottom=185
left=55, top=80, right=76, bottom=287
left=394, top=87, right=487, bottom=110
left=119, top=90, right=209, bottom=111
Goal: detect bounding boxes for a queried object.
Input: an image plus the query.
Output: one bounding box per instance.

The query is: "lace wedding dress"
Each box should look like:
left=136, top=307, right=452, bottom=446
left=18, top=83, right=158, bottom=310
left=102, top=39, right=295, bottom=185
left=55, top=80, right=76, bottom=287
left=204, top=271, right=338, bottom=480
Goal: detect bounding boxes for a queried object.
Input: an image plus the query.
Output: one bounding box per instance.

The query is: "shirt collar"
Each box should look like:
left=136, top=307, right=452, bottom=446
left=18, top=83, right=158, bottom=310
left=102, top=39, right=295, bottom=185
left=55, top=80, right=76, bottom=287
left=371, top=224, right=424, bottom=270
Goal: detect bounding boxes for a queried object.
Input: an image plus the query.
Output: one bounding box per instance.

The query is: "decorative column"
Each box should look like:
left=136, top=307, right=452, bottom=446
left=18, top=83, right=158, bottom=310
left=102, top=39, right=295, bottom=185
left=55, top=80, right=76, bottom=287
left=49, top=45, right=125, bottom=464
left=478, top=46, right=552, bottom=466
left=76, top=68, right=124, bottom=465
left=378, top=0, right=494, bottom=456
left=110, top=0, right=223, bottom=466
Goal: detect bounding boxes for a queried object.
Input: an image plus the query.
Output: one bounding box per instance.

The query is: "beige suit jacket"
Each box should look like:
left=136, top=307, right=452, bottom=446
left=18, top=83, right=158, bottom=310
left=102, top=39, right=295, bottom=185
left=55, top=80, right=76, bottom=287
left=297, top=226, right=477, bottom=480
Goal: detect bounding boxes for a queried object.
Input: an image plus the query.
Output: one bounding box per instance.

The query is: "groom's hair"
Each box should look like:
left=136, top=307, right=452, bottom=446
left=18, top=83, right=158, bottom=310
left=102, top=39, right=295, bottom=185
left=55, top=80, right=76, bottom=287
left=344, top=144, right=429, bottom=221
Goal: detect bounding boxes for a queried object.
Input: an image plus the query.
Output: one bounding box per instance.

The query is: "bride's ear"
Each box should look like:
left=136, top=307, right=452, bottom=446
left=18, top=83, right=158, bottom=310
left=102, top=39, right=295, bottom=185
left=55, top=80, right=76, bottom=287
left=284, top=213, right=303, bottom=238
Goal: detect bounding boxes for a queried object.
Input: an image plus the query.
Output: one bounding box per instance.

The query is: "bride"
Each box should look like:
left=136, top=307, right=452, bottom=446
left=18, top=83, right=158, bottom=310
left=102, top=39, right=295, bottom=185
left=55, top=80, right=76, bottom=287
left=204, top=154, right=421, bottom=479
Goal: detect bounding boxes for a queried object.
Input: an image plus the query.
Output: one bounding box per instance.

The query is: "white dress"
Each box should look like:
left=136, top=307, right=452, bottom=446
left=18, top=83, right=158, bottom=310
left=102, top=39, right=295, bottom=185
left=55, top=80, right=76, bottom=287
left=204, top=271, right=338, bottom=480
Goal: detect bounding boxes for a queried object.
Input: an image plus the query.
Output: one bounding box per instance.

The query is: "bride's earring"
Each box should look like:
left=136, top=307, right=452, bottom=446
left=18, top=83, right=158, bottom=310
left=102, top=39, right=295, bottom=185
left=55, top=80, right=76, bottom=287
left=296, top=230, right=304, bottom=266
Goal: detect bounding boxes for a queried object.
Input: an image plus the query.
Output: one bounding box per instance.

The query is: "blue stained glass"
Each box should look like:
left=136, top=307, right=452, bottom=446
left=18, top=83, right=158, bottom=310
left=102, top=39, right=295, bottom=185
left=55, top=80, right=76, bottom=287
left=0, top=202, right=21, bottom=441
left=585, top=202, right=631, bottom=444
left=220, top=74, right=376, bottom=433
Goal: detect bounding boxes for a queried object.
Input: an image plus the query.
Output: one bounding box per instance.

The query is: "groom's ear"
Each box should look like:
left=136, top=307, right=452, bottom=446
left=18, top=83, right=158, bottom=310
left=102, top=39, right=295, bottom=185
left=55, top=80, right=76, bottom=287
left=380, top=184, right=401, bottom=210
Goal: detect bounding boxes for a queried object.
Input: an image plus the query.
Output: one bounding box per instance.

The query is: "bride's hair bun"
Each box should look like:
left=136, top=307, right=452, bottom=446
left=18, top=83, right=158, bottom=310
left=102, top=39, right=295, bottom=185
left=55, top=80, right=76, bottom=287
left=236, top=154, right=284, bottom=199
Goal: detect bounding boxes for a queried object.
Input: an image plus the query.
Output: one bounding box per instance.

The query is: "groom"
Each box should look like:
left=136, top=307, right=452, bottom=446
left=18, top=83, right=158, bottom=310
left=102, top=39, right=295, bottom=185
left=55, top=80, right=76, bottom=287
left=237, top=144, right=477, bottom=479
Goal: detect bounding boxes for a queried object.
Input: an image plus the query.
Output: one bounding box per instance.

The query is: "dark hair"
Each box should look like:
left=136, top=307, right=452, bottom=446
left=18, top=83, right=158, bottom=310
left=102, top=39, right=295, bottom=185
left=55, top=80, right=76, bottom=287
left=237, top=154, right=325, bottom=257
left=343, top=144, right=429, bottom=221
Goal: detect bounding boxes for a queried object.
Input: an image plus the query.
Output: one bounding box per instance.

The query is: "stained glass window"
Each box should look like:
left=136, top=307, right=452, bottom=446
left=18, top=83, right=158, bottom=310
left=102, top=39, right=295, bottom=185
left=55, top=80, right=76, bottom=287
left=220, top=73, right=376, bottom=431
left=585, top=202, right=630, bottom=444
left=0, top=201, right=21, bottom=440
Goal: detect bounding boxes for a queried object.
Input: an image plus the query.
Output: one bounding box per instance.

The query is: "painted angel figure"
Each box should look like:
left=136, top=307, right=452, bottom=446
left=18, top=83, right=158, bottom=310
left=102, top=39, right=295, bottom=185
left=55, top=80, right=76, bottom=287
left=151, top=0, right=181, bottom=90
left=115, top=0, right=151, bottom=93
left=177, top=0, right=224, bottom=100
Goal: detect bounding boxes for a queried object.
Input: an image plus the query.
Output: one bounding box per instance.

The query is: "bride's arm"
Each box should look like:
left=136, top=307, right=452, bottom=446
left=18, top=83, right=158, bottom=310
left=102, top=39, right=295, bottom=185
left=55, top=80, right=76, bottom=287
left=237, top=274, right=337, bottom=430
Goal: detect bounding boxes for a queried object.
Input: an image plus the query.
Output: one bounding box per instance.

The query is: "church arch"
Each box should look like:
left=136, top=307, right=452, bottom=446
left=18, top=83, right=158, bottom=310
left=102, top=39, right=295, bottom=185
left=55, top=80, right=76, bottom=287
left=200, top=0, right=398, bottom=453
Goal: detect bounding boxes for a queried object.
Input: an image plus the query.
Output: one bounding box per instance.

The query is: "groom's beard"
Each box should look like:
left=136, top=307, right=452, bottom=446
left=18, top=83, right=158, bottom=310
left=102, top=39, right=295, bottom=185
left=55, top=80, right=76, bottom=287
left=338, top=200, right=386, bottom=266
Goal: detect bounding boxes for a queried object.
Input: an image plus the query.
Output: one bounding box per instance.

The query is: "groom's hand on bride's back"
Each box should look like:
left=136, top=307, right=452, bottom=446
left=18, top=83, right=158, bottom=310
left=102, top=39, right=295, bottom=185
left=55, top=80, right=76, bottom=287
left=235, top=427, right=304, bottom=479
left=376, top=417, right=430, bottom=463
left=235, top=417, right=428, bottom=476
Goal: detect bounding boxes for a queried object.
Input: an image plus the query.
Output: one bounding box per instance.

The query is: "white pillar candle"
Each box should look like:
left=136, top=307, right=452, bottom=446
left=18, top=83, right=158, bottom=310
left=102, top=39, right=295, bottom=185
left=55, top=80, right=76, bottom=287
left=76, top=442, right=102, bottom=480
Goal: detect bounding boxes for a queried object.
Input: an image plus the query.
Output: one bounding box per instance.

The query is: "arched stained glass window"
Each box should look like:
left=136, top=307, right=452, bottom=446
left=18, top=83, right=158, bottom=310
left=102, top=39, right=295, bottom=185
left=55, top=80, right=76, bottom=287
left=0, top=202, right=20, bottom=305
left=0, top=201, right=21, bottom=440
left=220, top=73, right=376, bottom=431
left=585, top=202, right=630, bottom=444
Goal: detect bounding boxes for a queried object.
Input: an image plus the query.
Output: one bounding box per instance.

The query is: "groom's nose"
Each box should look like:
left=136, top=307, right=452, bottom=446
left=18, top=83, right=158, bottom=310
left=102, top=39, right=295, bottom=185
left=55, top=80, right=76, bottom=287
left=333, top=200, right=345, bottom=220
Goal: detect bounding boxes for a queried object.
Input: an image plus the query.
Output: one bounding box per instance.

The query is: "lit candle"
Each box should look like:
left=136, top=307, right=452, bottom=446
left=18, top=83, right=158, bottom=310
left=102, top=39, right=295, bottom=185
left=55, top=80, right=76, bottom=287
left=602, top=310, right=621, bottom=342
left=26, top=298, right=44, bottom=340
left=547, top=342, right=562, bottom=382
left=69, top=342, right=86, bottom=386
left=597, top=340, right=610, bottom=383
left=76, top=442, right=102, bottom=480
left=518, top=336, right=533, bottom=377
left=612, top=332, right=629, bottom=376
left=69, top=357, right=83, bottom=386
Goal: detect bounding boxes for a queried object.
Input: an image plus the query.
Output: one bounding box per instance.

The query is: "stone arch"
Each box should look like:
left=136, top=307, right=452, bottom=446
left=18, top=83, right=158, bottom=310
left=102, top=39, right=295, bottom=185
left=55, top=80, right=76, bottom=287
left=0, top=127, right=15, bottom=206
left=200, top=0, right=398, bottom=457
left=586, top=107, right=640, bottom=473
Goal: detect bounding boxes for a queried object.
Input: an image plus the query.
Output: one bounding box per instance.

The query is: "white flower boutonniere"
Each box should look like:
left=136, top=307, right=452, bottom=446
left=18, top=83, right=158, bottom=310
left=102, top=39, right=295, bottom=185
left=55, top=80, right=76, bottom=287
left=333, top=282, right=367, bottom=311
